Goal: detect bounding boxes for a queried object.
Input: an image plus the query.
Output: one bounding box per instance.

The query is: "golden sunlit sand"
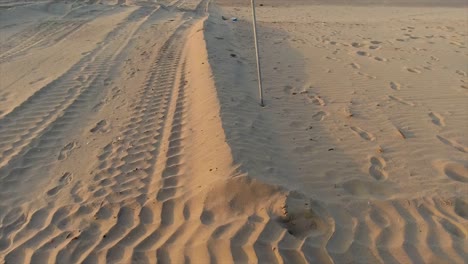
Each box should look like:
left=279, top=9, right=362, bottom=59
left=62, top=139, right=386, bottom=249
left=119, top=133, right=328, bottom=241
left=0, top=0, right=466, bottom=263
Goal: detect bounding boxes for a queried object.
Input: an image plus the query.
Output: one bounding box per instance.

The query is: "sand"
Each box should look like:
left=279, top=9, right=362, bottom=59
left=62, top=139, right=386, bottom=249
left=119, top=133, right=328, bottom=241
left=0, top=0, right=467, bottom=263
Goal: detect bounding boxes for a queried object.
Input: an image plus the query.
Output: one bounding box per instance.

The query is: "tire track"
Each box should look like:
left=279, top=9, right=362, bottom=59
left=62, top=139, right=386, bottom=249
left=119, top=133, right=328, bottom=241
left=0, top=21, right=87, bottom=63
left=0, top=4, right=115, bottom=61
left=2, top=10, right=195, bottom=263
left=133, top=64, right=189, bottom=263
left=80, top=24, right=191, bottom=262
left=1, top=21, right=57, bottom=54
left=0, top=2, right=116, bottom=63
left=81, top=22, right=189, bottom=205
left=2, top=4, right=467, bottom=263
left=0, top=7, right=157, bottom=187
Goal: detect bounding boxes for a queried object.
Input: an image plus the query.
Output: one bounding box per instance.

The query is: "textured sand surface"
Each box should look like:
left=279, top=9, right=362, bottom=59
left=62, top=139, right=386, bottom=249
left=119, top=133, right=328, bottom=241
left=0, top=0, right=467, bottom=263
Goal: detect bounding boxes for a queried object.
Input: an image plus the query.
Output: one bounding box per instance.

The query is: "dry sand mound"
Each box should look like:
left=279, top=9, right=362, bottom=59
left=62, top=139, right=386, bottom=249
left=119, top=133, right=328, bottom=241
left=200, top=1, right=468, bottom=263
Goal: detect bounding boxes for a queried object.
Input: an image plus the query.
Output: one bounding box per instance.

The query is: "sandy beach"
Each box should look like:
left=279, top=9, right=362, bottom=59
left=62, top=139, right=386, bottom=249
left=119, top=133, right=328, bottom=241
left=0, top=0, right=466, bottom=263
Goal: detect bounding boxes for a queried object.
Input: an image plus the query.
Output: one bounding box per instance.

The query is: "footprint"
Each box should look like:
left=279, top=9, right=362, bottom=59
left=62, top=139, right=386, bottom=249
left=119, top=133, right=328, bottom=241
left=29, top=77, right=46, bottom=85
left=308, top=95, right=326, bottom=106
left=428, top=112, right=445, bottom=127
left=58, top=141, right=78, bottom=161
left=289, top=121, right=303, bottom=128
left=357, top=51, right=371, bottom=56
left=394, top=126, right=410, bottom=139
left=0, top=92, right=10, bottom=102
left=451, top=42, right=466, bottom=48
left=342, top=179, right=395, bottom=197
left=112, top=86, right=122, bottom=99
left=312, top=111, right=328, bottom=121
left=352, top=42, right=366, bottom=48
left=443, top=162, right=468, bottom=183
left=342, top=106, right=354, bottom=118
left=47, top=172, right=73, bottom=196
left=71, top=181, right=86, bottom=203
left=374, top=57, right=387, bottom=62
left=283, top=85, right=294, bottom=94
left=350, top=62, right=360, bottom=69
left=388, top=95, right=415, bottom=106
left=455, top=70, right=467, bottom=77
left=351, top=126, right=375, bottom=141
left=369, top=45, right=381, bottom=50
left=325, top=56, right=340, bottom=61
left=358, top=72, right=376, bottom=79
left=59, top=172, right=73, bottom=184
left=406, top=67, right=421, bottom=74
left=369, top=156, right=388, bottom=181
left=90, top=120, right=110, bottom=133
left=437, top=135, right=467, bottom=153
left=92, top=101, right=105, bottom=112
left=389, top=81, right=401, bottom=90
left=370, top=41, right=382, bottom=44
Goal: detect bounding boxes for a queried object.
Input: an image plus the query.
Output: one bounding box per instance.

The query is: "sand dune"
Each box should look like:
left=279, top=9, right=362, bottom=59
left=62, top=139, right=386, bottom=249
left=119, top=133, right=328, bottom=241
left=0, top=0, right=467, bottom=263
left=203, top=1, right=467, bottom=262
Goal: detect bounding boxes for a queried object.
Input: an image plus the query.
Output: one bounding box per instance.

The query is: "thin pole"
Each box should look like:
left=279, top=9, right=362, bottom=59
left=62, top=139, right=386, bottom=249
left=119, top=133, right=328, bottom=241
left=251, top=0, right=264, bottom=106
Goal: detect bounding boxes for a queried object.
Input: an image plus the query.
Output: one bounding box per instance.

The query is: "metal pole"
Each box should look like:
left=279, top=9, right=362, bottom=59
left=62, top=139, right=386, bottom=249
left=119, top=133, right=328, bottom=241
left=251, top=0, right=264, bottom=106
